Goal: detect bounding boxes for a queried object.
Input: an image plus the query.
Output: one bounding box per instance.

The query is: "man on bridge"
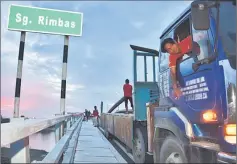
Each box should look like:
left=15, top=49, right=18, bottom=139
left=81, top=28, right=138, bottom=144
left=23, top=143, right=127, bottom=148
left=84, top=109, right=90, bottom=121
left=123, top=79, right=133, bottom=114
left=92, top=106, right=99, bottom=127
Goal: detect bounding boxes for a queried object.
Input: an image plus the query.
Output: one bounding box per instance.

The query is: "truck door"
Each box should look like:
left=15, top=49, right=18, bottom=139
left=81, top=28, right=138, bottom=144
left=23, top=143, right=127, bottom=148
left=175, top=16, right=218, bottom=123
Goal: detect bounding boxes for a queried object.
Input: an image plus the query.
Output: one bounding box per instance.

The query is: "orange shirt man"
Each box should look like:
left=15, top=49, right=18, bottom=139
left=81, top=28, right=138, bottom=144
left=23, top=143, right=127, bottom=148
left=161, top=36, right=200, bottom=99
left=123, top=79, right=133, bottom=113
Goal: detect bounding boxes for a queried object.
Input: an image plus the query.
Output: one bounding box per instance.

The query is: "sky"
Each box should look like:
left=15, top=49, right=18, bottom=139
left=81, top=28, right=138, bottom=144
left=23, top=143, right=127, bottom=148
left=1, top=1, right=192, bottom=118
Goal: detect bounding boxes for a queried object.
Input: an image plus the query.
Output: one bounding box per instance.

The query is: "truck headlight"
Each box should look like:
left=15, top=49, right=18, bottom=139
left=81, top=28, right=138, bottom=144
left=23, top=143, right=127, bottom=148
left=225, top=83, right=236, bottom=144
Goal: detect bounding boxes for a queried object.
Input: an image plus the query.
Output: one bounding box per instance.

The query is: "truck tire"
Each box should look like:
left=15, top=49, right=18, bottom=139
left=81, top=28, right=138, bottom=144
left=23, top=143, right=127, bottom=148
left=132, top=127, right=150, bottom=163
left=160, top=136, right=188, bottom=163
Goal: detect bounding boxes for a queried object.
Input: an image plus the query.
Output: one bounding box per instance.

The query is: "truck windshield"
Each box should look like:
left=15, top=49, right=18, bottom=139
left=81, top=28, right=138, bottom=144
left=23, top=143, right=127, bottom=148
left=212, top=1, right=236, bottom=69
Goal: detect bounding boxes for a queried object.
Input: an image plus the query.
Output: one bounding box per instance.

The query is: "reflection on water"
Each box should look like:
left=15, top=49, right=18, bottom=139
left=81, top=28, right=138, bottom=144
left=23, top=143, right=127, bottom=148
left=29, top=130, right=56, bottom=152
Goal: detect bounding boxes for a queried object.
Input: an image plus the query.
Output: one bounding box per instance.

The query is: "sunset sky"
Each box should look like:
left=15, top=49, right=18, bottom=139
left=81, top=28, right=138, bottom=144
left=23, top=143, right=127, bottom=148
left=1, top=1, right=191, bottom=118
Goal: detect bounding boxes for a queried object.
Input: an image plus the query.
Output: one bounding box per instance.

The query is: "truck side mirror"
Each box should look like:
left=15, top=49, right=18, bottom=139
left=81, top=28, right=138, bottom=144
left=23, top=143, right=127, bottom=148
left=191, top=1, right=210, bottom=30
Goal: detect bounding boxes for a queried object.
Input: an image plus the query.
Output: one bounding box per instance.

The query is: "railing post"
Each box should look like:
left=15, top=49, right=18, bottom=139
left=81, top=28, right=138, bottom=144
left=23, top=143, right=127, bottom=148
left=55, top=123, right=61, bottom=142
left=67, top=118, right=70, bottom=129
left=10, top=137, right=30, bottom=163
left=70, top=116, right=72, bottom=127
left=60, top=122, right=64, bottom=138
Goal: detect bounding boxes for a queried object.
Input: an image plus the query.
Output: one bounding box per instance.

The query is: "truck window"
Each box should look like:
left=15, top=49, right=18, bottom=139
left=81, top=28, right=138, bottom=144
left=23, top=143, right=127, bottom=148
left=177, top=23, right=212, bottom=77
left=159, top=17, right=191, bottom=73
left=192, top=26, right=212, bottom=61
left=159, top=32, right=173, bottom=72
left=174, top=18, right=191, bottom=43
left=174, top=17, right=192, bottom=60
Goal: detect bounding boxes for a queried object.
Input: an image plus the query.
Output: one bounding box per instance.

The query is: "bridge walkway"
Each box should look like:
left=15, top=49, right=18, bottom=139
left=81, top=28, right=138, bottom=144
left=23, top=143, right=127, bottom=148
left=72, top=120, right=126, bottom=163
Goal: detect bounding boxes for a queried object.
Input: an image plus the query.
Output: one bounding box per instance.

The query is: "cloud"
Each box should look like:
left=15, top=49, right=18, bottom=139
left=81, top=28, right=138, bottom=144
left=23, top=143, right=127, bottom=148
left=85, top=44, right=95, bottom=59
left=67, top=84, right=85, bottom=91
left=73, top=4, right=82, bottom=11
left=131, top=21, right=145, bottom=30
left=1, top=38, right=19, bottom=55
left=82, top=64, right=88, bottom=68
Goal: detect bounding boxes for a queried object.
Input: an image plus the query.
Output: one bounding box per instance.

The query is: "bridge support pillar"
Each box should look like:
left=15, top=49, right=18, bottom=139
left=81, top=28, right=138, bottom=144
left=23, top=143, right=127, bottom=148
left=10, top=136, right=30, bottom=163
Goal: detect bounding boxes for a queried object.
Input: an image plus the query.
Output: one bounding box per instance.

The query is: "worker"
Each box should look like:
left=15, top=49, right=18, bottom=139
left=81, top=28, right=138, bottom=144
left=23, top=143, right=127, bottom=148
left=92, top=106, right=99, bottom=127
left=85, top=109, right=89, bottom=121
left=88, top=110, right=91, bottom=120
left=161, top=37, right=200, bottom=99
left=84, top=109, right=87, bottom=121
left=123, top=79, right=133, bottom=114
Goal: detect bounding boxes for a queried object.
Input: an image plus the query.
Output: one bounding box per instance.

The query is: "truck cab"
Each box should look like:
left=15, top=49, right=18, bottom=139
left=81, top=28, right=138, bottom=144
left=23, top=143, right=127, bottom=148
left=153, top=0, right=236, bottom=163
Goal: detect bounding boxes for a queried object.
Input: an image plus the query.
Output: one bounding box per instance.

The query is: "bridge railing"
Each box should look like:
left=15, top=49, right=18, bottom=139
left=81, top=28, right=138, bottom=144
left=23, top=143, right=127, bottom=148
left=38, top=116, right=83, bottom=163
left=1, top=114, right=83, bottom=163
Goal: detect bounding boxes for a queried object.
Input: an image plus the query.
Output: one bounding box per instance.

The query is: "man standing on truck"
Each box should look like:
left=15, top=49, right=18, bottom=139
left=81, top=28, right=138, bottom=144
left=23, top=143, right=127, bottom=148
left=123, top=79, right=133, bottom=114
left=161, top=37, right=200, bottom=99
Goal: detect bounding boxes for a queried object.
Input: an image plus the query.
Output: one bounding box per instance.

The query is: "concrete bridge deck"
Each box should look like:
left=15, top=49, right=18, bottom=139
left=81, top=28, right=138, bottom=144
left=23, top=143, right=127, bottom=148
left=73, top=120, right=127, bottom=163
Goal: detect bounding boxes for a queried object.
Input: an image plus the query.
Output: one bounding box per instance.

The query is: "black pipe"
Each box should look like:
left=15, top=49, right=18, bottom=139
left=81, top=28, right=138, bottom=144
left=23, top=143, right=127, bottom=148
left=107, top=97, right=125, bottom=113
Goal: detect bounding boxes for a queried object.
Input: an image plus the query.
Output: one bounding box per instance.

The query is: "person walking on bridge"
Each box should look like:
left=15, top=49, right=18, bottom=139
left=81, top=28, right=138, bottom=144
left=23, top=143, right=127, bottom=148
left=92, top=106, right=99, bottom=127
left=123, top=79, right=134, bottom=114
left=85, top=109, right=89, bottom=121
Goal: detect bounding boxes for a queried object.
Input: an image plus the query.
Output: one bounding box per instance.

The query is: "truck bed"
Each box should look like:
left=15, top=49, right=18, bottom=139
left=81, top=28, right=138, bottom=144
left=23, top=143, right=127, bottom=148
left=101, top=113, right=134, bottom=149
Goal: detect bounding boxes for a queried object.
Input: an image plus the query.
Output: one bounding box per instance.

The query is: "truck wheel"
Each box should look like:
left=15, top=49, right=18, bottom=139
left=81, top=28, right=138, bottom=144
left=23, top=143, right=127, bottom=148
left=132, top=128, right=150, bottom=163
left=160, top=136, right=188, bottom=163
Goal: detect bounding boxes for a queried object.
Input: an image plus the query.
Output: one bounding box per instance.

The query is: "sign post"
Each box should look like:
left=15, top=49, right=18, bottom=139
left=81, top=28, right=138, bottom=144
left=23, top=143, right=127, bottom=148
left=8, top=4, right=83, bottom=118
left=13, top=31, right=26, bottom=118
left=60, top=35, right=69, bottom=137
left=60, top=35, right=69, bottom=115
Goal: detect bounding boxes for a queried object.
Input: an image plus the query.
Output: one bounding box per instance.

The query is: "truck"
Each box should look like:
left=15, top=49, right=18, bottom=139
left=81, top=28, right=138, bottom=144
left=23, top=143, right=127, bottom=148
left=100, top=0, right=236, bottom=163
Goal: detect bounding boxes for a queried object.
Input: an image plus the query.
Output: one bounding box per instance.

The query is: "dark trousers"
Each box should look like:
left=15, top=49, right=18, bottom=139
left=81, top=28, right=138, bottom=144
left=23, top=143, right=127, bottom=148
left=125, top=96, right=133, bottom=111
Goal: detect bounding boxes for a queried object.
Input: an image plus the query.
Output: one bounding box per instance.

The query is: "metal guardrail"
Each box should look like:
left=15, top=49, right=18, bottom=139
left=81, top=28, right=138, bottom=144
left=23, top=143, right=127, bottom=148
left=62, top=117, right=83, bottom=163
left=40, top=116, right=83, bottom=163
left=1, top=114, right=82, bottom=163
